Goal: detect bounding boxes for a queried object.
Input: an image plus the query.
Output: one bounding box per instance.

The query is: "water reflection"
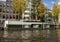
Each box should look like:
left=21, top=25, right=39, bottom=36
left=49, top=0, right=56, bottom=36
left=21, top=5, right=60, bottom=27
left=0, top=29, right=59, bottom=42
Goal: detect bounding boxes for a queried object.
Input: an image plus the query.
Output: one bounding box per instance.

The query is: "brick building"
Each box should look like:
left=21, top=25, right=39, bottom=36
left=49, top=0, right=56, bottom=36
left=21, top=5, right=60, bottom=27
left=0, top=0, right=19, bottom=20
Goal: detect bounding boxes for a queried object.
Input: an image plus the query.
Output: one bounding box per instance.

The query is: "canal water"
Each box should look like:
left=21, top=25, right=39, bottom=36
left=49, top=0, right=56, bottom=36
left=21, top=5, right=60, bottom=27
left=0, top=29, right=60, bottom=42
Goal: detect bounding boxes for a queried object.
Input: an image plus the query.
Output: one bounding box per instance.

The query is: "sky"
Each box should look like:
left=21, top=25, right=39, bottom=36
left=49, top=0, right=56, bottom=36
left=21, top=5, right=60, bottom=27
left=43, top=0, right=60, bottom=9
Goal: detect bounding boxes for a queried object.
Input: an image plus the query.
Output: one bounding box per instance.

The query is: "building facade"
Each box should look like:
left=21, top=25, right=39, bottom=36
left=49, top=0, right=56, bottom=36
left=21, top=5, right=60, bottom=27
left=22, top=0, right=32, bottom=20
left=0, top=0, right=19, bottom=20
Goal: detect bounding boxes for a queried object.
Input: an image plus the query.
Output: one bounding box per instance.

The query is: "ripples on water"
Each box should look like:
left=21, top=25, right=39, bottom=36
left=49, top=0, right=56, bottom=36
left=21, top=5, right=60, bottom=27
left=0, top=29, right=59, bottom=42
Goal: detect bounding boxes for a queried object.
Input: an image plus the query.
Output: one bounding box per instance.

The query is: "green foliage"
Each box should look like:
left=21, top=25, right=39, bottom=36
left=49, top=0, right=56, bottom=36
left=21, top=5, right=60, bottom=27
left=37, top=2, right=47, bottom=18
left=52, top=3, right=60, bottom=19
left=31, top=0, right=41, bottom=19
left=12, top=0, right=26, bottom=17
left=12, top=0, right=47, bottom=20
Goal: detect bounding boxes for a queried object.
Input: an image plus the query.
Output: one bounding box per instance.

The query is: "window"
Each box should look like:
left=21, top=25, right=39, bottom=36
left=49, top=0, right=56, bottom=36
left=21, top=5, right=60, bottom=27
left=0, top=14, right=1, bottom=17
left=6, top=0, right=9, bottom=2
left=3, top=9, right=6, bottom=12
left=10, top=9, right=13, bottom=13
left=0, top=4, right=2, bottom=7
left=10, top=4, right=12, bottom=7
left=26, top=8, right=30, bottom=11
left=16, top=15, right=18, bottom=19
left=3, top=3, right=6, bottom=7
left=3, top=15, right=5, bottom=19
left=13, top=15, right=15, bottom=19
left=7, top=4, right=10, bottom=7
left=10, top=0, right=12, bottom=2
left=6, top=15, right=8, bottom=19
left=6, top=9, right=9, bottom=13
left=27, top=0, right=30, bottom=2
left=6, top=0, right=12, bottom=2
left=10, top=15, right=12, bottom=19
left=13, top=11, right=15, bottom=13
left=0, top=9, right=2, bottom=12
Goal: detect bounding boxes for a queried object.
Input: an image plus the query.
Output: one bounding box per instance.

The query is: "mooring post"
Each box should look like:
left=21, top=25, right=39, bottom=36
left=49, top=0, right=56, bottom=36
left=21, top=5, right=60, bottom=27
left=3, top=20, right=8, bottom=37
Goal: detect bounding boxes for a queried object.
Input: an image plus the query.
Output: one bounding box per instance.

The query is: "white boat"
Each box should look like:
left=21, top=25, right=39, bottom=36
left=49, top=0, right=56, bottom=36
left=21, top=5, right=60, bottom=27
left=4, top=20, right=55, bottom=30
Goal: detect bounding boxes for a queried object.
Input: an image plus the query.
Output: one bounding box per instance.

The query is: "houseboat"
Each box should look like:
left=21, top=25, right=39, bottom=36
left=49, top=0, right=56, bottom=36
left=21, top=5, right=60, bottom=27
left=4, top=20, right=55, bottom=30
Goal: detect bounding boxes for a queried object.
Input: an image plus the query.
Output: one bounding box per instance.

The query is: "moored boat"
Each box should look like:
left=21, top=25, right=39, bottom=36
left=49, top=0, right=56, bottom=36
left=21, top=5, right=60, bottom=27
left=4, top=20, right=55, bottom=30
